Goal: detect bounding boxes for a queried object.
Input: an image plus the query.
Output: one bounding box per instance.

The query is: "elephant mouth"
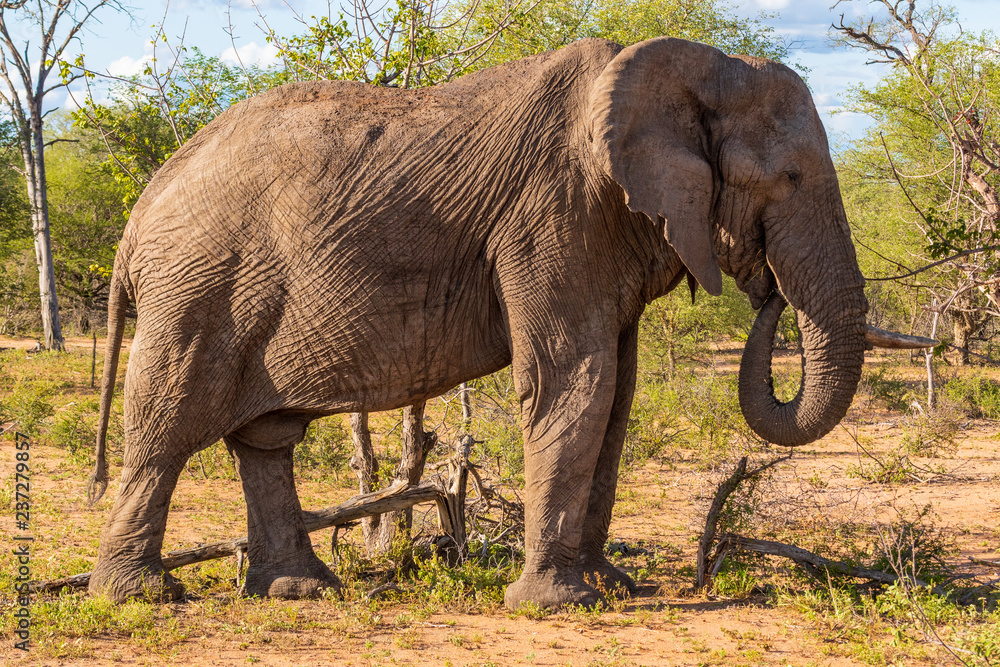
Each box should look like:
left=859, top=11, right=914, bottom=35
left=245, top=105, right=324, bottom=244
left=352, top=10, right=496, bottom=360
left=737, top=291, right=936, bottom=447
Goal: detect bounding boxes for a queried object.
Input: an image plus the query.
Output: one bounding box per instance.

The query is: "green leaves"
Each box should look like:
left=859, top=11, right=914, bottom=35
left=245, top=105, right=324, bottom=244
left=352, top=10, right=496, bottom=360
left=71, top=47, right=287, bottom=207
left=443, top=0, right=790, bottom=72
left=837, top=4, right=1000, bottom=344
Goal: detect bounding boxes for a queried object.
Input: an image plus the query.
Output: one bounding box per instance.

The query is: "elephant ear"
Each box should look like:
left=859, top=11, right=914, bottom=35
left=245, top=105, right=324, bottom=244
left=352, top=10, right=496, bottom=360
left=589, top=37, right=728, bottom=296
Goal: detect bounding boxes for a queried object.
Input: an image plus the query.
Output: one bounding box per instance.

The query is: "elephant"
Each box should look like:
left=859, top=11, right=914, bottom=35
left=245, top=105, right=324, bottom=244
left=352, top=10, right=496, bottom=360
left=85, top=35, right=915, bottom=610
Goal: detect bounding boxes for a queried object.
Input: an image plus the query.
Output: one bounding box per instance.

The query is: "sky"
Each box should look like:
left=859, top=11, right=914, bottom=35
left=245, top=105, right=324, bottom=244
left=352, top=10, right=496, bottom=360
left=34, top=0, right=1000, bottom=147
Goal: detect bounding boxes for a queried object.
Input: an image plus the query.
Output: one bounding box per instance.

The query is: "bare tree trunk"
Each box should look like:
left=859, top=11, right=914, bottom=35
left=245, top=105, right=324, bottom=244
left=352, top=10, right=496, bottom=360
left=349, top=411, right=383, bottom=548
left=926, top=300, right=940, bottom=411
left=349, top=404, right=436, bottom=556
left=953, top=316, right=972, bottom=366
left=434, top=434, right=473, bottom=557
left=0, top=0, right=112, bottom=353
left=22, top=110, right=63, bottom=351
left=459, top=382, right=472, bottom=431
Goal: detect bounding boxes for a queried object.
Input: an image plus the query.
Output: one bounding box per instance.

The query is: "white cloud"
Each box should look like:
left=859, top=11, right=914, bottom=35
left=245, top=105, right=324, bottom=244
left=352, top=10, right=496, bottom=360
left=60, top=87, right=89, bottom=112
left=755, top=0, right=790, bottom=9
left=812, top=92, right=838, bottom=108
left=220, top=41, right=279, bottom=67
left=107, top=53, right=152, bottom=77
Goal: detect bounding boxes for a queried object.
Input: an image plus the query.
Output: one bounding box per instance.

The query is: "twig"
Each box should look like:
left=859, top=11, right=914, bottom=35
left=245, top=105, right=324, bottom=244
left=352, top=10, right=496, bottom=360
left=968, top=556, right=1000, bottom=569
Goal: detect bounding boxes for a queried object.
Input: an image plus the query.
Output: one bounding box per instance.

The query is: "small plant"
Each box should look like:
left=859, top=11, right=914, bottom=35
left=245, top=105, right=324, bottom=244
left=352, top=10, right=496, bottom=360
left=942, top=373, right=1000, bottom=419
left=856, top=366, right=910, bottom=413
left=900, top=411, right=961, bottom=457
left=3, top=381, right=55, bottom=437
left=511, top=600, right=548, bottom=620
left=296, top=415, right=351, bottom=475
left=846, top=449, right=918, bottom=485
left=412, top=553, right=511, bottom=607
left=712, top=563, right=757, bottom=598
left=49, top=398, right=99, bottom=457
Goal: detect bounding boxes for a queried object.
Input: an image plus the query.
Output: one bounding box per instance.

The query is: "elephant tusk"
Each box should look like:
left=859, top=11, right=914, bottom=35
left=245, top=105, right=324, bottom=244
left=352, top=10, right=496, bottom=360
left=865, top=324, right=937, bottom=350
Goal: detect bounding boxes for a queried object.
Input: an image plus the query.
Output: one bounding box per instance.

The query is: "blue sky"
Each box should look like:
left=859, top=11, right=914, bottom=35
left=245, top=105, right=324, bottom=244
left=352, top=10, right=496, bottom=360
left=731, top=0, right=1000, bottom=148
left=49, top=0, right=1000, bottom=146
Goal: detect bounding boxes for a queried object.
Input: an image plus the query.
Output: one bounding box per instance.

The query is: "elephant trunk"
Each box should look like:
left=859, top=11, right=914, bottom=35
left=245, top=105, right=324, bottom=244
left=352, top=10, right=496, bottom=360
left=738, top=286, right=867, bottom=448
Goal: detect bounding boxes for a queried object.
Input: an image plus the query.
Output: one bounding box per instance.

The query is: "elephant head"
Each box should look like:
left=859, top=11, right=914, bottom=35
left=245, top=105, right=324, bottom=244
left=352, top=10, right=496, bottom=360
left=588, top=37, right=871, bottom=447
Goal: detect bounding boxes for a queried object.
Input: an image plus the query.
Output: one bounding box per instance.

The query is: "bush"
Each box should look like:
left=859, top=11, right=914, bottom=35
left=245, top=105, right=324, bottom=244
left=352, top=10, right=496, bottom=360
left=623, top=379, right=682, bottom=466
left=3, top=381, right=55, bottom=437
left=900, top=411, right=961, bottom=458
left=49, top=397, right=99, bottom=457
left=296, top=415, right=351, bottom=474
left=942, top=373, right=1000, bottom=419
left=855, top=366, right=910, bottom=413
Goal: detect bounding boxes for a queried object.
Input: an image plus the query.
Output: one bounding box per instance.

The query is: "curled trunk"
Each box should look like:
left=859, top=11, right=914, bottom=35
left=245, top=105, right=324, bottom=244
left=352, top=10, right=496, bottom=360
left=738, top=291, right=865, bottom=447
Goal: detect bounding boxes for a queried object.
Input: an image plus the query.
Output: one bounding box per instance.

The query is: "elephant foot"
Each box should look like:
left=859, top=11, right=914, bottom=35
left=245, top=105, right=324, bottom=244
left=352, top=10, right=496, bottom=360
left=89, top=559, right=185, bottom=603
left=504, top=568, right=602, bottom=611
left=244, top=554, right=341, bottom=599
left=578, top=557, right=637, bottom=598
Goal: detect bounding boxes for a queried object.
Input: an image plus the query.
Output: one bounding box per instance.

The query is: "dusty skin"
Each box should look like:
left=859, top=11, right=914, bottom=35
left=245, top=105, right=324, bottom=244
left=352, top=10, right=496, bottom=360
left=1, top=336, right=999, bottom=666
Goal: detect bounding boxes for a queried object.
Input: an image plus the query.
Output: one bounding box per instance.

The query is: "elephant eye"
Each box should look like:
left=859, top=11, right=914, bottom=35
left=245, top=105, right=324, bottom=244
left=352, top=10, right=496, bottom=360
left=786, top=171, right=801, bottom=187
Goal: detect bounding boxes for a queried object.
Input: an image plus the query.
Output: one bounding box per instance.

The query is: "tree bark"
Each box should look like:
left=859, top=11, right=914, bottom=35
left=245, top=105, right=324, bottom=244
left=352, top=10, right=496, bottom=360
left=719, top=535, right=936, bottom=591
left=434, top=434, right=473, bottom=556
left=953, top=317, right=971, bottom=366
left=349, top=404, right=436, bottom=556
left=459, top=382, right=472, bottom=431
left=926, top=300, right=940, bottom=410
left=20, top=104, right=63, bottom=351
left=348, top=411, right=383, bottom=548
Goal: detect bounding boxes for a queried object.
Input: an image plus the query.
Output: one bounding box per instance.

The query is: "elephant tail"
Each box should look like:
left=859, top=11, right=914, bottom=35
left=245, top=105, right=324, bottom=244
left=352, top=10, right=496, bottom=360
left=87, top=271, right=129, bottom=506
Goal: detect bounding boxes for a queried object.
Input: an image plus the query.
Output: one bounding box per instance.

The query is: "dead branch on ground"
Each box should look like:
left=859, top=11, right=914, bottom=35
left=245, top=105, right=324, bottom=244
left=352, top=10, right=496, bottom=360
left=697, top=453, right=792, bottom=589
left=31, top=481, right=441, bottom=594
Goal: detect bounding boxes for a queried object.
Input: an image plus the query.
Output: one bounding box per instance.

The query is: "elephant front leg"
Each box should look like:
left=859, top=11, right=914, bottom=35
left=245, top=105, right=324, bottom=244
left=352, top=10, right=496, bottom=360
left=226, top=436, right=341, bottom=599
left=89, top=450, right=186, bottom=602
left=503, top=347, right=617, bottom=611
left=577, top=323, right=639, bottom=597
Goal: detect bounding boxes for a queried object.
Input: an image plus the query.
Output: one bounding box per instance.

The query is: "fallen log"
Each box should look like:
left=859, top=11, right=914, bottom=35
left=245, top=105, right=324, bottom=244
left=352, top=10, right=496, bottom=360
left=697, top=454, right=791, bottom=589
left=31, top=481, right=441, bottom=594
left=720, top=535, right=933, bottom=589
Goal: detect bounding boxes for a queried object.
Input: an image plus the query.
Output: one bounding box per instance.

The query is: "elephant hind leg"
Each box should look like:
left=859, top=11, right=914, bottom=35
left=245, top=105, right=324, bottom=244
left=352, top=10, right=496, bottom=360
left=89, top=448, right=186, bottom=602
left=225, top=413, right=341, bottom=599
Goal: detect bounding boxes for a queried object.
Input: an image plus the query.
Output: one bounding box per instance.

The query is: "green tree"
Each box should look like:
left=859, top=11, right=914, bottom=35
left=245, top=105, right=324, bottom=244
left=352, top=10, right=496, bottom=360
left=0, top=0, right=125, bottom=350
left=0, top=120, right=33, bottom=336
left=269, top=0, right=540, bottom=88
left=74, top=44, right=287, bottom=206
left=834, top=0, right=1000, bottom=364
left=43, top=113, right=130, bottom=332
left=447, top=0, right=790, bottom=69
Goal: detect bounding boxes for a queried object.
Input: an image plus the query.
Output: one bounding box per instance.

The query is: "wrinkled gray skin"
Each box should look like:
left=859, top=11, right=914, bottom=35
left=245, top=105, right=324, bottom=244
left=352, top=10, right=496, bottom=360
left=88, top=37, right=867, bottom=609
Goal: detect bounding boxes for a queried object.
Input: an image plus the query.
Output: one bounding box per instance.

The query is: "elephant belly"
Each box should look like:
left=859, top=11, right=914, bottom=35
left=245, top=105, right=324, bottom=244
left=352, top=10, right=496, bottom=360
left=259, top=283, right=511, bottom=414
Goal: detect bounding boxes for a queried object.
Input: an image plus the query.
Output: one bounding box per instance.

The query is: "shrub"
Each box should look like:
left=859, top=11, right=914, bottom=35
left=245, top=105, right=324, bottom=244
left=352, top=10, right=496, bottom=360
left=296, top=415, right=351, bottom=474
left=49, top=397, right=99, bottom=456
left=855, top=366, right=910, bottom=413
left=623, top=379, right=682, bottom=466
left=942, top=373, right=1000, bottom=419
left=3, top=381, right=55, bottom=437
